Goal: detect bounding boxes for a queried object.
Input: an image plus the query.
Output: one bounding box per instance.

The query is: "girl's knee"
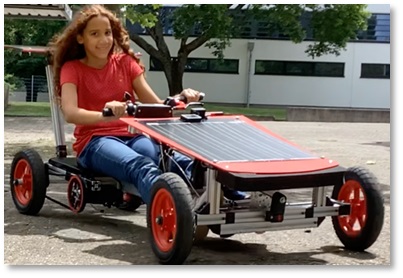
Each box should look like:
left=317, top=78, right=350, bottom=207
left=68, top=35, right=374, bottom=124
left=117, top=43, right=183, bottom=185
left=131, top=137, right=160, bottom=164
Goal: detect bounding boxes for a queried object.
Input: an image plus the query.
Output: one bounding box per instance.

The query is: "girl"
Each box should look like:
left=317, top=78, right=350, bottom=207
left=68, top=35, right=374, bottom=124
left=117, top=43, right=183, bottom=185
left=50, top=4, right=247, bottom=205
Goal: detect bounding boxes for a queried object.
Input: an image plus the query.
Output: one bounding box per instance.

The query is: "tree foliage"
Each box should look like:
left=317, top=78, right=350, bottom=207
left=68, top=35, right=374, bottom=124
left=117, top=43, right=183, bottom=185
left=4, top=4, right=370, bottom=97
left=124, top=4, right=370, bottom=95
left=4, top=19, right=66, bottom=77
left=4, top=18, right=66, bottom=100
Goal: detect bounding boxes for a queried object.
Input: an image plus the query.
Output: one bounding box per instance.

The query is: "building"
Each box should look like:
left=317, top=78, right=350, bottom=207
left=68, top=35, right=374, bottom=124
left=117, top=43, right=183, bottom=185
left=128, top=4, right=390, bottom=109
left=4, top=4, right=72, bottom=20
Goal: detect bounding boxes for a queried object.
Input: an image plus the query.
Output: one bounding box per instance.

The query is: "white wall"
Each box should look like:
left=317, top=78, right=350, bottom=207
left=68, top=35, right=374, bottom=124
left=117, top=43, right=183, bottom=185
left=131, top=34, right=390, bottom=109
left=250, top=40, right=353, bottom=107
left=350, top=43, right=390, bottom=109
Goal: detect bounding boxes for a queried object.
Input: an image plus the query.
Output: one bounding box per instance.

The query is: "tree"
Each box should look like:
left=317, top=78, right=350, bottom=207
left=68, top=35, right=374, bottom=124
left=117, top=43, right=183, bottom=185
left=4, top=18, right=66, bottom=101
left=122, top=4, right=370, bottom=95
left=4, top=4, right=370, bottom=98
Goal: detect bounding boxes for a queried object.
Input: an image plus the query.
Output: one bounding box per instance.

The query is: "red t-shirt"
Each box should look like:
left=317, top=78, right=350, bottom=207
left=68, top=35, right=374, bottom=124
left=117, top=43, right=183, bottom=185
left=60, top=53, right=144, bottom=156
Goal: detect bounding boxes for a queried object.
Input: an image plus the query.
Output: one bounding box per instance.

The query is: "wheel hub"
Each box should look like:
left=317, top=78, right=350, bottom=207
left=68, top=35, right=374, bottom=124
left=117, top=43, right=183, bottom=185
left=151, top=188, right=177, bottom=252
left=13, top=160, right=33, bottom=205
left=67, top=175, right=86, bottom=213
left=155, top=215, right=163, bottom=225
left=13, top=179, right=23, bottom=186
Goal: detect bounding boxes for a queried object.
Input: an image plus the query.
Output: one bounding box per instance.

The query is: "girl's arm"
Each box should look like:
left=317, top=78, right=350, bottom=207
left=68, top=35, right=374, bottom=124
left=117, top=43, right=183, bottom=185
left=61, top=83, right=124, bottom=124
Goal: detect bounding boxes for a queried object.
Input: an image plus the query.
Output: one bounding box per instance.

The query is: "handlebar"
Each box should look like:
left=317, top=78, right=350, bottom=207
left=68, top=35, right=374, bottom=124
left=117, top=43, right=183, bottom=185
left=102, top=103, right=136, bottom=117
left=179, top=92, right=204, bottom=104
left=163, top=92, right=204, bottom=108
left=102, top=92, right=205, bottom=117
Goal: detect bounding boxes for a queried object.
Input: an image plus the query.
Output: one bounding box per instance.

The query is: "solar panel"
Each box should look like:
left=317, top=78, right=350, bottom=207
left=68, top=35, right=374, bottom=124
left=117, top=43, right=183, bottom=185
left=143, top=117, right=317, bottom=162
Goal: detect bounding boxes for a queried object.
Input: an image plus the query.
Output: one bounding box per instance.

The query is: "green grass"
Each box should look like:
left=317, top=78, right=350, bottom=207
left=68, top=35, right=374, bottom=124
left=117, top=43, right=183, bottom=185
left=4, top=101, right=286, bottom=120
left=4, top=101, right=51, bottom=117
left=203, top=103, right=286, bottom=120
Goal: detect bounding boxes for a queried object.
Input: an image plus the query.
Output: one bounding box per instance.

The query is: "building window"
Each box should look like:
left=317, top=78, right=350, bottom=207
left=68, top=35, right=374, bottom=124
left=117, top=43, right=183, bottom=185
left=207, top=59, right=239, bottom=74
left=255, top=60, right=344, bottom=77
left=361, top=63, right=390, bottom=79
left=314, top=62, right=345, bottom=77
left=357, top=13, right=390, bottom=42
left=185, top=58, right=208, bottom=72
left=150, top=57, right=239, bottom=74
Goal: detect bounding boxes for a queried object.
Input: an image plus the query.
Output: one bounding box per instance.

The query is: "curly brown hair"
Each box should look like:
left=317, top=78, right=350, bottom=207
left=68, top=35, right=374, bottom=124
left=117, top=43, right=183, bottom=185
left=49, top=4, right=144, bottom=103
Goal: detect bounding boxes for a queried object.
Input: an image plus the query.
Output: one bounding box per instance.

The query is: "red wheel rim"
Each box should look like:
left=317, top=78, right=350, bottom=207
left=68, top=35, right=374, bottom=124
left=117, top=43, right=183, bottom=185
left=337, top=180, right=367, bottom=237
left=151, top=188, right=177, bottom=252
left=67, top=176, right=85, bottom=213
left=13, top=159, right=33, bottom=206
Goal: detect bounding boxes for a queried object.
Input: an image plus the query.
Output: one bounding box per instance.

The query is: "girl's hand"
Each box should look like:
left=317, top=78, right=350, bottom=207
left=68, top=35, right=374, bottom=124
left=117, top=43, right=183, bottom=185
left=104, top=101, right=126, bottom=118
left=180, top=88, right=200, bottom=103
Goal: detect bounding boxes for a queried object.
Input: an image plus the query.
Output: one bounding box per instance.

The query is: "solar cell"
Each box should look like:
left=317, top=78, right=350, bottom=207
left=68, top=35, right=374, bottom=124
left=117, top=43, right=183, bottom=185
left=143, top=118, right=317, bottom=162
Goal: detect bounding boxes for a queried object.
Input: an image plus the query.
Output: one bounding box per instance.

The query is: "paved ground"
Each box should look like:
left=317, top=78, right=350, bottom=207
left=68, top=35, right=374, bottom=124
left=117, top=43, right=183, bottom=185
left=2, top=117, right=391, bottom=268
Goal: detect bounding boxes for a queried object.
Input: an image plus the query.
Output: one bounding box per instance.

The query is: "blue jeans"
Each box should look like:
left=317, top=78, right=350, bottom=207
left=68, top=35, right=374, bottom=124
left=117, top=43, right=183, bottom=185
left=77, top=135, right=193, bottom=205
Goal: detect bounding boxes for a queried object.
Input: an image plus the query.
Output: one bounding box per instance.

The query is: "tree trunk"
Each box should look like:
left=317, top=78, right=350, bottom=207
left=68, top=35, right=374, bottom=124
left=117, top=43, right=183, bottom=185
left=166, top=58, right=185, bottom=96
left=4, top=83, right=10, bottom=109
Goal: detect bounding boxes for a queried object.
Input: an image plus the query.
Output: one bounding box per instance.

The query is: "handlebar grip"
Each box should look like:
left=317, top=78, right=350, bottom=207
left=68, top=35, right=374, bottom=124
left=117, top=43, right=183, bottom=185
left=102, top=103, right=136, bottom=117
left=102, top=108, right=114, bottom=117
left=179, top=92, right=205, bottom=104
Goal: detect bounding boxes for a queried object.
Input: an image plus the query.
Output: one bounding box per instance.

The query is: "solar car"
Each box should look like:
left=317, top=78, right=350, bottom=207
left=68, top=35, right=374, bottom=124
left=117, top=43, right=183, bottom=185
left=8, top=46, right=385, bottom=265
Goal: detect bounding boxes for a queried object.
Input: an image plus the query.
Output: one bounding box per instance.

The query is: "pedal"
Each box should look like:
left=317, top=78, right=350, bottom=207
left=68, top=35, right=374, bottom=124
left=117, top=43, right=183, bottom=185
left=266, top=192, right=287, bottom=222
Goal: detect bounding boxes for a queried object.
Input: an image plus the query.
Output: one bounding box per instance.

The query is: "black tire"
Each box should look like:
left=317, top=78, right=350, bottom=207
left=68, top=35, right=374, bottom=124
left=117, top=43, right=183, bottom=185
left=147, top=173, right=194, bottom=265
left=331, top=166, right=384, bottom=251
left=10, top=149, right=48, bottom=215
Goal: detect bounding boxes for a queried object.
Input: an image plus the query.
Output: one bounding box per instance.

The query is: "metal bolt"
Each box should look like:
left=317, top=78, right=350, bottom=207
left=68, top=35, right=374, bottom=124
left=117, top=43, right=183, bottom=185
left=155, top=215, right=163, bottom=225
left=13, top=179, right=23, bottom=186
